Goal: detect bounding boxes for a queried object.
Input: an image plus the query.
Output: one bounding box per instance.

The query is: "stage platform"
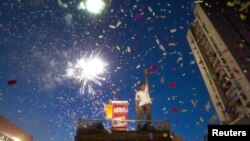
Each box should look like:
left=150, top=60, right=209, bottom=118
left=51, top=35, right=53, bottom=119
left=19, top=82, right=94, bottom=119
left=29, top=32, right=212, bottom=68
left=75, top=120, right=182, bottom=141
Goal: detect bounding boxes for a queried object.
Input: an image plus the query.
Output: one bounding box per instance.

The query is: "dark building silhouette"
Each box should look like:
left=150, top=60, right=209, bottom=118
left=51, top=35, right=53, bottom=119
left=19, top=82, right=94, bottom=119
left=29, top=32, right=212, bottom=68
left=74, top=119, right=183, bottom=141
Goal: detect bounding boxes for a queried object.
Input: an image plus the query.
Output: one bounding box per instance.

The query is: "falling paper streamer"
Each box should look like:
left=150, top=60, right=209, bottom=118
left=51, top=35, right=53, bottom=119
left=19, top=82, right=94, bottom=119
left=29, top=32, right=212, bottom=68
left=160, top=77, right=165, bottom=83
left=168, top=42, right=177, bottom=47
left=200, top=117, right=204, bottom=123
left=190, top=99, right=197, bottom=108
left=159, top=44, right=166, bottom=51
left=205, top=101, right=211, bottom=112
left=190, top=60, right=196, bottom=65
left=116, top=21, right=122, bottom=28
left=162, top=107, right=166, bottom=111
left=181, top=109, right=187, bottom=112
left=126, top=47, right=131, bottom=53
left=148, top=6, right=153, bottom=12
left=170, top=28, right=177, bottom=33
left=176, top=57, right=183, bottom=64
left=136, top=65, right=141, bottom=69
left=156, top=38, right=160, bottom=44
left=116, top=46, right=120, bottom=50
left=109, top=25, right=116, bottom=29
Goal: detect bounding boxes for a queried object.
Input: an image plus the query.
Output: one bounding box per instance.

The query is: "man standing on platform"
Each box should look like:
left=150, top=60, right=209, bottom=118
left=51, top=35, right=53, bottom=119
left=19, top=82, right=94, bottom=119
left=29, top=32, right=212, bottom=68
left=135, top=69, right=152, bottom=130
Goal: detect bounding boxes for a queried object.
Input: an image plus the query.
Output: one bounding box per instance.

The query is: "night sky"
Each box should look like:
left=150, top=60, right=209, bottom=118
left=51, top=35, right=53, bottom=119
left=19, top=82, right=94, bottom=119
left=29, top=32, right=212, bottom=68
left=0, top=0, right=225, bottom=141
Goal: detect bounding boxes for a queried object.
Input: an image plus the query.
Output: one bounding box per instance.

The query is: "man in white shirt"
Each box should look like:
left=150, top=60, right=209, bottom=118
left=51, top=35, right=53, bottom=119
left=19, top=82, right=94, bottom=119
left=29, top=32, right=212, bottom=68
left=135, top=69, right=152, bottom=130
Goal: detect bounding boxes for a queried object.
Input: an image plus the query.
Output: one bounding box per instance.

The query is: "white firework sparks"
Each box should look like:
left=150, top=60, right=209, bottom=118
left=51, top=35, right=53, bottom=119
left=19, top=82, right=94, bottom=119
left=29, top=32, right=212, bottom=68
left=66, top=53, right=107, bottom=94
left=86, top=0, right=105, bottom=14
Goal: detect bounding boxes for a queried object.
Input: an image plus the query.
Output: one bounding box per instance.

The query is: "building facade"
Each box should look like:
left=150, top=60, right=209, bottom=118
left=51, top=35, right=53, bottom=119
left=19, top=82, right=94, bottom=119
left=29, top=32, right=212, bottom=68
left=0, top=116, right=32, bottom=141
left=186, top=1, right=250, bottom=124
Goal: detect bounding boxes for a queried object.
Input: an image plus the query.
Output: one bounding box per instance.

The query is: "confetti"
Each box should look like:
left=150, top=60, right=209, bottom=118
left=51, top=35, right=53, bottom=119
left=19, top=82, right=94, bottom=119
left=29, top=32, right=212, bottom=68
left=171, top=108, right=179, bottom=113
left=109, top=25, right=116, bottom=29
left=205, top=101, right=211, bottom=112
left=200, top=117, right=204, bottom=123
left=148, top=6, right=153, bottom=12
left=148, top=65, right=157, bottom=73
left=168, top=82, right=176, bottom=88
left=7, top=80, right=17, bottom=85
left=136, top=65, right=141, bottom=69
left=116, top=21, right=122, bottom=28
left=176, top=57, right=183, bottom=64
left=159, top=44, right=166, bottom=51
left=170, top=29, right=177, bottom=33
left=160, top=77, right=165, bottom=83
left=126, top=47, right=131, bottom=53
left=190, top=99, right=197, bottom=108
left=190, top=60, right=196, bottom=65
left=168, top=42, right=177, bottom=47
left=116, top=46, right=120, bottom=50
left=134, top=13, right=142, bottom=19
left=181, top=109, right=187, bottom=112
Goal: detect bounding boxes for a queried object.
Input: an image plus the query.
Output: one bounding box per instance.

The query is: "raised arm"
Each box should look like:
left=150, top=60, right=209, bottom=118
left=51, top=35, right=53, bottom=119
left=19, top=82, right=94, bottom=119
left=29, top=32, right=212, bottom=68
left=144, top=69, right=149, bottom=90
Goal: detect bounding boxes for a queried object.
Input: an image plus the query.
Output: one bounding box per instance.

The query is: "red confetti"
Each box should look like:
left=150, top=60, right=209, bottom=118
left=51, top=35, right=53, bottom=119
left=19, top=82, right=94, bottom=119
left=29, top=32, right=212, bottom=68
left=148, top=65, right=157, bottom=73
left=171, top=107, right=179, bottom=113
left=134, top=13, right=142, bottom=19
left=7, top=79, right=17, bottom=85
left=168, top=82, right=176, bottom=88
left=171, top=67, right=176, bottom=71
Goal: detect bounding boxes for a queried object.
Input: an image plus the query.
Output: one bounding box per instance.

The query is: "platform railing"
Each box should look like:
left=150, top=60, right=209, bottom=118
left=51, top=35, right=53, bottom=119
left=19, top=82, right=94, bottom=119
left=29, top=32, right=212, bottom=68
left=77, top=118, right=171, bottom=131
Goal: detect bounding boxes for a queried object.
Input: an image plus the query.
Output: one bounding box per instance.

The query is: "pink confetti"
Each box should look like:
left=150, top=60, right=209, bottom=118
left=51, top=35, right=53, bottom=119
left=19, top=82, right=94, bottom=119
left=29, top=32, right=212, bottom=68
left=171, top=67, right=176, bottom=71
left=168, top=82, right=176, bottom=88
left=148, top=65, right=157, bottom=73
left=134, top=13, right=142, bottom=19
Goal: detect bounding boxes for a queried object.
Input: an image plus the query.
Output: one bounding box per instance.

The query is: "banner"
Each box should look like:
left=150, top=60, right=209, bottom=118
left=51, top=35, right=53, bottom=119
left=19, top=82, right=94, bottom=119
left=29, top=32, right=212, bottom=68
left=111, top=101, right=128, bottom=130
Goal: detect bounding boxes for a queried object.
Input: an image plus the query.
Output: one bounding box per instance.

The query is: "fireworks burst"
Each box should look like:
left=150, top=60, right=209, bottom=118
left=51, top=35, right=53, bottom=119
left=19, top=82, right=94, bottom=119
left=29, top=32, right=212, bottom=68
left=66, top=52, right=107, bottom=94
